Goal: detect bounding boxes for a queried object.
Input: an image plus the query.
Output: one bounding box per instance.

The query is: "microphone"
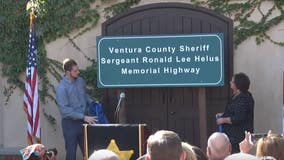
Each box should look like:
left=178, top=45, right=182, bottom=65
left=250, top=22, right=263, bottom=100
left=114, top=92, right=125, bottom=123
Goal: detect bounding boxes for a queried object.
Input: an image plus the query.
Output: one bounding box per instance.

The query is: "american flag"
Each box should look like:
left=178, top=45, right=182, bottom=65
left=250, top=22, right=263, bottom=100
left=23, top=13, right=40, bottom=145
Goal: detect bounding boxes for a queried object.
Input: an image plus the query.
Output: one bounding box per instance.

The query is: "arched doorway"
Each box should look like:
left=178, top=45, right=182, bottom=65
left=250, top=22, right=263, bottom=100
left=102, top=3, right=233, bottom=148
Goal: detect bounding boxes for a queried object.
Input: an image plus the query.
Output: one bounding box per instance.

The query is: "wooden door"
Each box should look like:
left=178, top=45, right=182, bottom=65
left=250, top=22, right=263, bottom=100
left=123, top=88, right=199, bottom=144
left=102, top=3, right=233, bottom=147
left=124, top=88, right=167, bottom=130
left=167, top=88, right=199, bottom=144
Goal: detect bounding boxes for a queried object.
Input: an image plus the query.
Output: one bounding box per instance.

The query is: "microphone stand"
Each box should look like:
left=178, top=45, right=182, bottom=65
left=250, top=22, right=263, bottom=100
left=114, top=92, right=125, bottom=123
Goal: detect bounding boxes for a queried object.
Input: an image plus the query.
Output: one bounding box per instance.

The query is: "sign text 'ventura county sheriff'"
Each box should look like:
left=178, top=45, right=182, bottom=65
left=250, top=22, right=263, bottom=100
left=97, top=34, right=224, bottom=88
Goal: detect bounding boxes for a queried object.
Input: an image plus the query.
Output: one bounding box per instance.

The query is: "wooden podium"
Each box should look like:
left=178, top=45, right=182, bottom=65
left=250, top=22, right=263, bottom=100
left=83, top=124, right=148, bottom=160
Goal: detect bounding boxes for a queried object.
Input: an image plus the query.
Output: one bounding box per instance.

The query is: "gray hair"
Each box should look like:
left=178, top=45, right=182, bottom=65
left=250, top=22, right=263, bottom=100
left=88, top=149, right=120, bottom=160
left=225, top=153, right=258, bottom=160
left=207, top=132, right=231, bottom=159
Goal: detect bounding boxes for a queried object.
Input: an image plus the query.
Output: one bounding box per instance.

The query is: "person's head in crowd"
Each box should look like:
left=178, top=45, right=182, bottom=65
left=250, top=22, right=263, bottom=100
left=259, top=156, right=276, bottom=160
left=145, top=130, right=186, bottom=160
left=256, top=134, right=284, bottom=160
left=19, top=144, right=56, bottom=160
left=88, top=149, right=119, bottom=160
left=182, top=142, right=197, bottom=160
left=207, top=132, right=231, bottom=160
left=224, top=153, right=258, bottom=160
left=230, top=73, right=250, bottom=93
left=63, top=58, right=79, bottom=79
left=190, top=146, right=208, bottom=160
left=20, top=144, right=46, bottom=160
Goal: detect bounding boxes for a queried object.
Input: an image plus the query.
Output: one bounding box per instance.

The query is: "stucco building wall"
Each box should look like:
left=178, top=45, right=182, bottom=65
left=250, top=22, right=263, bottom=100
left=234, top=23, right=284, bottom=133
left=0, top=1, right=283, bottom=159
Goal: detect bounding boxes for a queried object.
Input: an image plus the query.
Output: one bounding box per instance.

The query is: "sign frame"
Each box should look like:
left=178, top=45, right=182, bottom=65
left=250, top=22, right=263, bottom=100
left=97, top=34, right=224, bottom=88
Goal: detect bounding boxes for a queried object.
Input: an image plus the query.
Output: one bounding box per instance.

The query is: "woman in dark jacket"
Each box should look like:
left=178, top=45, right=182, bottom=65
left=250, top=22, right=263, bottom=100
left=216, top=73, right=254, bottom=153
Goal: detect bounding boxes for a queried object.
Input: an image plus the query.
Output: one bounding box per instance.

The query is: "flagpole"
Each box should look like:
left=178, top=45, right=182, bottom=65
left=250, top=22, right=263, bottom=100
left=28, top=11, right=35, bottom=146
left=29, top=0, right=35, bottom=29
left=24, top=5, right=41, bottom=145
left=30, top=13, right=34, bottom=29
left=30, top=10, right=41, bottom=144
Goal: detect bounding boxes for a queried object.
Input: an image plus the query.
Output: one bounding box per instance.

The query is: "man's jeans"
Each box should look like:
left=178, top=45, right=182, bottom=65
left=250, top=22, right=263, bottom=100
left=62, top=118, right=84, bottom=160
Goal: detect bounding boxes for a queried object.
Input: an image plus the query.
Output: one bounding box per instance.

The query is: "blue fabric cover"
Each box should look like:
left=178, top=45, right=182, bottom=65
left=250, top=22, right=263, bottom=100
left=89, top=102, right=109, bottom=124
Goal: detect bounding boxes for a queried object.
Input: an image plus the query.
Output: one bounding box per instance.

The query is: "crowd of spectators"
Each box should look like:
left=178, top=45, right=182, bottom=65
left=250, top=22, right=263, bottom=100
left=20, top=129, right=283, bottom=160
left=132, top=129, right=283, bottom=160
